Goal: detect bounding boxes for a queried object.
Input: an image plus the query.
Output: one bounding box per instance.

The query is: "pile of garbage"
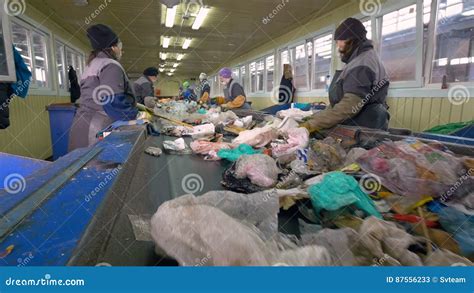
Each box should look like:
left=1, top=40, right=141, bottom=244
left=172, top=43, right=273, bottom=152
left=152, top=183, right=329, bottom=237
left=148, top=101, right=474, bottom=266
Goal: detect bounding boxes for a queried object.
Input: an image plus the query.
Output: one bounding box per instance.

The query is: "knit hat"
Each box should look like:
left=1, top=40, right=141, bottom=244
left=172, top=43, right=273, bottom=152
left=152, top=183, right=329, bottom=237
left=143, top=67, right=159, bottom=77
left=334, top=18, right=367, bottom=41
left=219, top=67, right=232, bottom=79
left=199, top=72, right=207, bottom=80
left=87, top=24, right=119, bottom=50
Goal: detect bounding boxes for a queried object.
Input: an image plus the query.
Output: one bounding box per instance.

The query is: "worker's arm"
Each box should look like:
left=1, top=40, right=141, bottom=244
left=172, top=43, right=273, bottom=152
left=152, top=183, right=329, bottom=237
left=301, top=66, right=376, bottom=132
left=301, top=93, right=363, bottom=132
left=222, top=95, right=246, bottom=109
left=99, top=63, right=138, bottom=121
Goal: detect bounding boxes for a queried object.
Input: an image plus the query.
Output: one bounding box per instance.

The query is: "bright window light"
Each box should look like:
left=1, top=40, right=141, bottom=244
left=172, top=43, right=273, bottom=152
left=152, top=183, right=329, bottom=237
left=192, top=7, right=210, bottom=30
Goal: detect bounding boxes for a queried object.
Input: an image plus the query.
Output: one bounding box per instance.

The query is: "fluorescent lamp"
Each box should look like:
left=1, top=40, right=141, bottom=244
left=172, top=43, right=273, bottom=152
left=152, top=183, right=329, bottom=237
left=162, top=36, right=171, bottom=48
left=167, top=73, right=173, bottom=76
left=165, top=5, right=177, bottom=28
left=170, top=69, right=176, bottom=72
left=159, top=68, right=165, bottom=72
left=173, top=63, right=179, bottom=68
left=176, top=53, right=185, bottom=61
left=182, top=38, right=192, bottom=49
left=160, top=53, right=167, bottom=60
left=192, top=7, right=210, bottom=30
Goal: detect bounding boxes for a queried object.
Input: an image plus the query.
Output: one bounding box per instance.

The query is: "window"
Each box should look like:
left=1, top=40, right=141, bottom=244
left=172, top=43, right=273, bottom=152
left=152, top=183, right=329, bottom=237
left=379, top=4, right=418, bottom=82
left=292, top=43, right=308, bottom=89
left=362, top=19, right=373, bottom=40
left=66, top=48, right=84, bottom=77
left=0, top=5, right=15, bottom=81
left=11, top=22, right=31, bottom=71
left=280, top=49, right=290, bottom=77
left=32, top=32, right=48, bottom=88
left=11, top=20, right=51, bottom=88
left=249, top=62, right=256, bottom=93
left=431, top=0, right=474, bottom=83
left=256, top=59, right=264, bottom=92
left=240, top=65, right=247, bottom=92
left=232, top=68, right=240, bottom=82
left=266, top=55, right=274, bottom=92
left=313, top=33, right=333, bottom=90
left=56, top=41, right=66, bottom=90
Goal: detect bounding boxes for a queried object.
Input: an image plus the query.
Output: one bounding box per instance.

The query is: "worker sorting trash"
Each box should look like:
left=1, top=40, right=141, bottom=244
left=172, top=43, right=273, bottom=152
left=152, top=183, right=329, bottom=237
left=0, top=0, right=473, bottom=275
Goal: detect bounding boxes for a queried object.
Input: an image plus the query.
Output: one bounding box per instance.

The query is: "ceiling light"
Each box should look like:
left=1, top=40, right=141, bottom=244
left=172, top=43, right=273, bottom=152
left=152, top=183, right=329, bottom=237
left=176, top=53, right=185, bottom=61
left=160, top=53, right=167, bottom=60
left=167, top=73, right=173, bottom=76
left=192, top=7, right=210, bottom=30
left=182, top=38, right=192, bottom=50
left=173, top=63, right=179, bottom=68
left=170, top=69, right=176, bottom=72
left=159, top=63, right=165, bottom=67
left=165, top=5, right=177, bottom=28
left=162, top=36, right=171, bottom=48
left=159, top=68, right=165, bottom=72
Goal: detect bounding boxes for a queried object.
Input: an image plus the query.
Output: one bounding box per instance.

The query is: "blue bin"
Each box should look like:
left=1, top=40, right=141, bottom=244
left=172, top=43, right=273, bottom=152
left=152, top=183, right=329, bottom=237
left=46, top=103, right=77, bottom=160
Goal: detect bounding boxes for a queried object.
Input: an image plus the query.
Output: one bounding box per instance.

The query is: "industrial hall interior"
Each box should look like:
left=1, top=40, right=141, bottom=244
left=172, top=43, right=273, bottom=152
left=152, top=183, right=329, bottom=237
left=0, top=0, right=473, bottom=267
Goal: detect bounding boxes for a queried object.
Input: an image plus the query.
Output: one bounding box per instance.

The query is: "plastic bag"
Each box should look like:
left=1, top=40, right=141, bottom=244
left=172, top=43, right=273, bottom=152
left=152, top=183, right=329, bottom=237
left=235, top=154, right=280, bottom=188
left=308, top=171, right=381, bottom=219
left=271, top=127, right=309, bottom=158
left=307, top=137, right=346, bottom=173
left=217, top=144, right=262, bottom=162
left=232, top=126, right=278, bottom=148
left=150, top=191, right=332, bottom=266
left=357, top=140, right=466, bottom=198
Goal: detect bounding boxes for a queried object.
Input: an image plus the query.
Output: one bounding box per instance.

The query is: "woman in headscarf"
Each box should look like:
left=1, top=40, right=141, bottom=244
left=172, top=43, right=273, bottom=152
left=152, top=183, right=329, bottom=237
left=68, top=24, right=138, bottom=151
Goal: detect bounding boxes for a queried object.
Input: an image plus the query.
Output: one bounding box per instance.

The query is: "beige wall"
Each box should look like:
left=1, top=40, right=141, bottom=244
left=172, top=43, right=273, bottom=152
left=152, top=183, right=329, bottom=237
left=0, top=96, right=70, bottom=159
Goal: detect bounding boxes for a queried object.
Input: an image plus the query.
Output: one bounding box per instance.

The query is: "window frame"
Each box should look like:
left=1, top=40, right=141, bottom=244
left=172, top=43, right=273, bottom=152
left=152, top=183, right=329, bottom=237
left=374, top=0, right=424, bottom=88
left=310, top=30, right=335, bottom=91
left=0, top=1, right=16, bottom=82
left=290, top=41, right=310, bottom=91
left=265, top=54, right=275, bottom=93
left=10, top=17, right=54, bottom=93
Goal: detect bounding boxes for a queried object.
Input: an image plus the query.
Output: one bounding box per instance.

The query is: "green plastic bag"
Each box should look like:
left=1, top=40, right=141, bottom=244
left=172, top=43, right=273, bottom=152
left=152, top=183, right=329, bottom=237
left=308, top=171, right=381, bottom=219
left=217, top=144, right=262, bottom=162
